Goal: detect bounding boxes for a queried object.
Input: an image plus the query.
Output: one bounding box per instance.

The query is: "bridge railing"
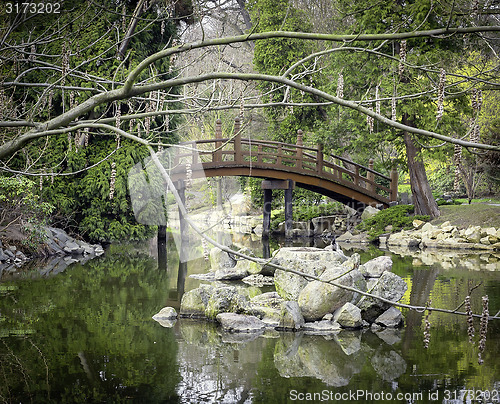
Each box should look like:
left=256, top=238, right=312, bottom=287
left=174, top=118, right=398, bottom=203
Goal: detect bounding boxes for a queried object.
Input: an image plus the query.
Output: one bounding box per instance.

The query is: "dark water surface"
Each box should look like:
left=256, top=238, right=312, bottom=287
left=1, top=236, right=500, bottom=403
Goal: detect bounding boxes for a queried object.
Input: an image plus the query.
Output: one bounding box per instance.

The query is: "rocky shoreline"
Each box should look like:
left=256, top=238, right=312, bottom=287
left=382, top=221, right=500, bottom=251
left=0, top=226, right=104, bottom=278
left=153, top=247, right=407, bottom=334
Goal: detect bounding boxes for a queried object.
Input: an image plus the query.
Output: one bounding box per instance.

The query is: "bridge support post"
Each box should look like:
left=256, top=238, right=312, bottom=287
left=261, top=179, right=295, bottom=239
left=262, top=188, right=272, bottom=238
left=284, top=180, right=293, bottom=239
left=176, top=179, right=189, bottom=262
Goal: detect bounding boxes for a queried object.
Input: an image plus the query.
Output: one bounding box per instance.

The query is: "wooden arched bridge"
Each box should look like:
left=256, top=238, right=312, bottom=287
left=170, top=118, right=398, bottom=210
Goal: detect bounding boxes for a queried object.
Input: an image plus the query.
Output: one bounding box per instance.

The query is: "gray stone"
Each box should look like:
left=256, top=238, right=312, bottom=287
left=216, top=313, right=266, bottom=333
left=179, top=284, right=215, bottom=318
left=0, top=249, right=8, bottom=262
left=374, top=307, right=403, bottom=328
left=333, top=302, right=363, bottom=328
left=245, top=292, right=284, bottom=327
left=205, top=286, right=249, bottom=320
left=152, top=307, right=178, bottom=320
left=272, top=247, right=345, bottom=301
left=4, top=249, right=15, bottom=259
left=242, top=274, right=275, bottom=286
left=214, top=266, right=248, bottom=280
left=357, top=271, right=408, bottom=322
left=361, top=206, right=380, bottom=221
left=298, top=254, right=367, bottom=321
left=94, top=245, right=105, bottom=256
left=63, top=240, right=84, bottom=255
left=302, top=320, right=341, bottom=334
left=278, top=301, right=305, bottom=330
left=209, top=248, right=237, bottom=270
left=360, top=255, right=393, bottom=278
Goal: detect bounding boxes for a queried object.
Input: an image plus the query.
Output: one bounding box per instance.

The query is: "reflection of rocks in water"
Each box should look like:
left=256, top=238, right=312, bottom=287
left=387, top=245, right=500, bottom=271
left=371, top=350, right=407, bottom=381
left=175, top=318, right=269, bottom=403
left=373, top=328, right=402, bottom=345
left=274, top=332, right=366, bottom=387
left=334, top=330, right=362, bottom=355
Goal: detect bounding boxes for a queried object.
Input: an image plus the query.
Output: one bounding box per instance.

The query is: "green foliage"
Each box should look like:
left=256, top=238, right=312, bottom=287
left=1, top=1, right=183, bottom=242
left=0, top=176, right=54, bottom=251
left=270, top=201, right=345, bottom=230
left=356, top=205, right=430, bottom=240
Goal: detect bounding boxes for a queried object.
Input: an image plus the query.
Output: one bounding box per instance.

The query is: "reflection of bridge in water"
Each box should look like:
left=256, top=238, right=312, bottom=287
left=171, top=117, right=398, bottom=237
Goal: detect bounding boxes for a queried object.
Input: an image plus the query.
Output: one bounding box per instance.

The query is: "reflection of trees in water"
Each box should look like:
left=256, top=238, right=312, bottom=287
left=0, top=249, right=181, bottom=402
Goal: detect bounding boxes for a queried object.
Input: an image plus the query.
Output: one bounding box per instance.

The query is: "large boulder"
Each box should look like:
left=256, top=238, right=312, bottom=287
left=357, top=271, right=408, bottom=322
left=205, top=286, right=249, bottom=320
left=359, top=255, right=393, bottom=278
left=272, top=247, right=346, bottom=301
left=244, top=292, right=304, bottom=330
left=361, top=206, right=380, bottom=221
left=179, top=284, right=215, bottom=318
left=297, top=254, right=367, bottom=321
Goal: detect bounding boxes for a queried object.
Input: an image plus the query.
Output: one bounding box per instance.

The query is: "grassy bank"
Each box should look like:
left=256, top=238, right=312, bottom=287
left=431, top=203, right=500, bottom=229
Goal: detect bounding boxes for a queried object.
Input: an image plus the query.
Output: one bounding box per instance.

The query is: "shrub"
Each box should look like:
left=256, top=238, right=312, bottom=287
left=356, top=205, right=430, bottom=241
left=270, top=201, right=345, bottom=230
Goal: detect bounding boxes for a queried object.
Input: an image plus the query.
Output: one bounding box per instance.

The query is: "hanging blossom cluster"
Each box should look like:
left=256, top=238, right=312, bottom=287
left=115, top=102, right=121, bottom=148
left=453, top=143, right=462, bottom=191
left=366, top=104, right=374, bottom=134
left=470, top=88, right=483, bottom=144
left=336, top=72, right=344, bottom=99
left=109, top=162, right=117, bottom=200
left=375, top=86, right=381, bottom=116
left=185, top=163, right=193, bottom=189
left=471, top=0, right=480, bottom=19
left=423, top=300, right=432, bottom=349
left=202, top=238, right=209, bottom=262
left=478, top=295, right=489, bottom=365
left=436, top=69, right=446, bottom=121
left=398, top=40, right=407, bottom=79
left=391, top=94, right=397, bottom=121
left=465, top=295, right=475, bottom=343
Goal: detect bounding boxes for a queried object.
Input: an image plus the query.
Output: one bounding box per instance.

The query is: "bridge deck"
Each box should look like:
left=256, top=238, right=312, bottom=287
left=170, top=120, right=397, bottom=208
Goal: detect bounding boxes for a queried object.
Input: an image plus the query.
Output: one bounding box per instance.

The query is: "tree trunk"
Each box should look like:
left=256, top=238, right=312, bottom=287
left=403, top=115, right=440, bottom=218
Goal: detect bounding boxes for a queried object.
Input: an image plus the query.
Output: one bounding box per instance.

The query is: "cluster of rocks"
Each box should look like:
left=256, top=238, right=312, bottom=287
left=154, top=247, right=407, bottom=334
left=382, top=221, right=500, bottom=251
left=0, top=226, right=104, bottom=276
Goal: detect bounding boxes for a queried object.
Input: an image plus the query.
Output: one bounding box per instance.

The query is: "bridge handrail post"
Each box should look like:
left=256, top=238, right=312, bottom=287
left=354, top=166, right=360, bottom=186
left=367, top=158, right=375, bottom=192
left=390, top=164, right=399, bottom=202
left=214, top=118, right=222, bottom=163
left=233, top=116, right=242, bottom=164
left=191, top=141, right=198, bottom=165
left=316, top=143, right=323, bottom=174
left=296, top=130, right=303, bottom=170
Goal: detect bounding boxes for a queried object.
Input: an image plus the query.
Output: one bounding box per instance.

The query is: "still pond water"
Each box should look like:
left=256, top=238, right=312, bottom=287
left=1, top=234, right=500, bottom=403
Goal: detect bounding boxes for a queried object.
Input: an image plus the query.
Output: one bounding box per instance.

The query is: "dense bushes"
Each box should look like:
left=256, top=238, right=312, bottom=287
left=356, top=205, right=430, bottom=241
